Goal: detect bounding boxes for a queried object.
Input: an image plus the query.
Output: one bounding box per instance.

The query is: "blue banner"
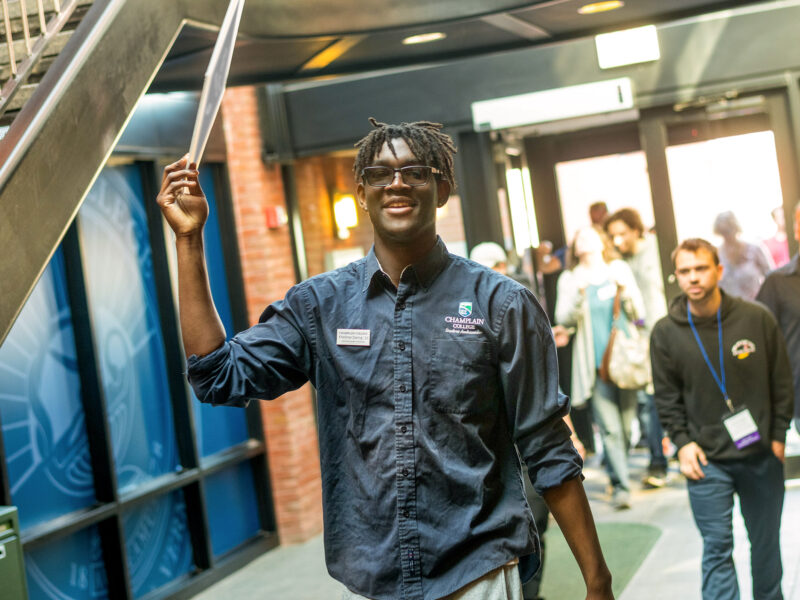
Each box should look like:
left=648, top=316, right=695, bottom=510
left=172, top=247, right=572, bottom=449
left=192, top=167, right=248, bottom=457
left=0, top=251, right=96, bottom=531
left=123, top=491, right=194, bottom=597
left=79, top=166, right=180, bottom=492
left=26, top=526, right=108, bottom=600
left=205, top=461, right=260, bottom=557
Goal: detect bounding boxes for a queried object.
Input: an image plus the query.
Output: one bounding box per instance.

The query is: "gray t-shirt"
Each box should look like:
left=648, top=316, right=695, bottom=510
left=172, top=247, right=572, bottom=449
left=625, top=235, right=667, bottom=333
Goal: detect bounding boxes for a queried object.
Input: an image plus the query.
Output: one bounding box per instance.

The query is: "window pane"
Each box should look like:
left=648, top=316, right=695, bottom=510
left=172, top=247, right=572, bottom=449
left=78, top=166, right=180, bottom=492
left=192, top=167, right=248, bottom=456
left=666, top=131, right=784, bottom=300
left=555, top=151, right=654, bottom=245
left=0, top=251, right=96, bottom=530
left=123, top=490, right=194, bottom=598
left=26, top=525, right=108, bottom=600
left=205, top=461, right=261, bottom=557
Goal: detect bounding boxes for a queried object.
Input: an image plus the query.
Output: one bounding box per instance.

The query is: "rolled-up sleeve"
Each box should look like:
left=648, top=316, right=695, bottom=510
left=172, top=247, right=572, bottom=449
left=187, top=286, right=314, bottom=407
left=498, top=289, right=583, bottom=494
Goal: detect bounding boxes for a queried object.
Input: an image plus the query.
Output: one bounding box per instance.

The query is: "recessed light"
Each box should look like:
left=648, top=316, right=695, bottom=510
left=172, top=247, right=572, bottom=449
left=402, top=32, right=447, bottom=45
left=578, top=1, right=625, bottom=15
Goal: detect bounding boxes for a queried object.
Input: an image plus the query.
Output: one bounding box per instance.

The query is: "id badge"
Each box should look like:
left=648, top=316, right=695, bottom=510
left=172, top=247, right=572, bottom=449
left=722, top=406, right=761, bottom=450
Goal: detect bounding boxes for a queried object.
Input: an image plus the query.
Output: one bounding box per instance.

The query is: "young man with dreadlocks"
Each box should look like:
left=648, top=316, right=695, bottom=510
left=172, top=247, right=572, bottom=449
left=157, top=119, right=612, bottom=600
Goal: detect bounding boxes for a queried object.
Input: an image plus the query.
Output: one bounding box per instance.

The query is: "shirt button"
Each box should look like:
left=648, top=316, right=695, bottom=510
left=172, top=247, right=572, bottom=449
left=402, top=467, right=409, bottom=478
left=399, top=384, right=407, bottom=393
left=397, top=341, right=406, bottom=351
left=401, top=425, right=407, bottom=433
left=403, top=509, right=410, bottom=518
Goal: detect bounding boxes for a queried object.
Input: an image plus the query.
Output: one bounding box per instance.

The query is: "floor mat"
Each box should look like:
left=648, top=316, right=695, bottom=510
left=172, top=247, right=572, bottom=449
left=539, top=522, right=661, bottom=599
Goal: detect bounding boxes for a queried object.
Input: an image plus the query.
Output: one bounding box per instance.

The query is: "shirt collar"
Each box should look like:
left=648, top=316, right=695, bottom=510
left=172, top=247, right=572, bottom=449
left=361, top=237, right=450, bottom=293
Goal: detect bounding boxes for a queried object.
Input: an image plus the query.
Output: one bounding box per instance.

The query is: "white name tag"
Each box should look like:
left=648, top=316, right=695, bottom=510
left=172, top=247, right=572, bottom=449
left=722, top=407, right=761, bottom=450
left=336, top=329, right=371, bottom=346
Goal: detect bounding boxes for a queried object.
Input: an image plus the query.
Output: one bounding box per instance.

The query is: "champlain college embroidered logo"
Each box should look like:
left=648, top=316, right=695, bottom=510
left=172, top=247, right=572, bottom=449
left=731, top=339, right=756, bottom=360
left=445, top=302, right=485, bottom=335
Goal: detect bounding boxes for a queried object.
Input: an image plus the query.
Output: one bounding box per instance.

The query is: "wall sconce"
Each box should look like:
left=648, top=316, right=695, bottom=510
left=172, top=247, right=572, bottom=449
left=333, top=192, right=358, bottom=239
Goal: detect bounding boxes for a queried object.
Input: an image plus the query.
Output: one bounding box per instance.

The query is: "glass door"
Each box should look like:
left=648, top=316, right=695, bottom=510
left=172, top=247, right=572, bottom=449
left=664, top=113, right=787, bottom=301
left=643, top=93, right=800, bottom=475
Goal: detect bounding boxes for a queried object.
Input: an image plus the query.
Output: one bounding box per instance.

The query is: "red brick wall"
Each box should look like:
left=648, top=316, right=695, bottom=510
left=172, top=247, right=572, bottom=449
left=221, top=86, right=323, bottom=544
left=295, top=155, right=374, bottom=277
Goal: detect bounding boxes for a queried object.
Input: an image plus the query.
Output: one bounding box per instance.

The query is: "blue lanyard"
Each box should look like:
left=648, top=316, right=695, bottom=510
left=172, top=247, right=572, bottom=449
left=687, top=302, right=734, bottom=413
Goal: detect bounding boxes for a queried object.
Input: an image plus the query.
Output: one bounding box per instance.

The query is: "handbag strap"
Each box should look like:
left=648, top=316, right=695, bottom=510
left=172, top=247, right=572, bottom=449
left=612, top=284, right=622, bottom=322
left=599, top=285, right=623, bottom=382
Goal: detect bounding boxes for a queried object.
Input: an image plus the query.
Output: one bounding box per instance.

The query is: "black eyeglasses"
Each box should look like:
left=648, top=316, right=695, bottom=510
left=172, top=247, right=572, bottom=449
left=361, top=165, right=440, bottom=187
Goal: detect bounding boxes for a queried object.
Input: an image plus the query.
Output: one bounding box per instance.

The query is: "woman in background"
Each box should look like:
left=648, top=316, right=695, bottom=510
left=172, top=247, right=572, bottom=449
left=555, top=227, right=645, bottom=510
left=713, top=210, right=773, bottom=300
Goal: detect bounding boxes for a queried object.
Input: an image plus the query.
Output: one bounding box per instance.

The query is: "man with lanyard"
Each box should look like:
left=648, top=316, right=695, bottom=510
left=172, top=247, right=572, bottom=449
left=157, top=118, right=613, bottom=599
left=757, top=202, right=800, bottom=434
left=650, top=238, right=793, bottom=600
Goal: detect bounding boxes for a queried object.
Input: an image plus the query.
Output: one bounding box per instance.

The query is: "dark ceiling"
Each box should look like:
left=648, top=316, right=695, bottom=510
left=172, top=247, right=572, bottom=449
left=151, top=0, right=769, bottom=92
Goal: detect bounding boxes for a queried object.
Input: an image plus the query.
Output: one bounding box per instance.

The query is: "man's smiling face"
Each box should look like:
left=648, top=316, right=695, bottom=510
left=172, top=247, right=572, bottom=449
left=356, top=138, right=449, bottom=248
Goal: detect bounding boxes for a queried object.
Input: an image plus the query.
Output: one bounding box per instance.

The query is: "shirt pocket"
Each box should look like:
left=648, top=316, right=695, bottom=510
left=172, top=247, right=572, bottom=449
left=429, top=338, right=496, bottom=414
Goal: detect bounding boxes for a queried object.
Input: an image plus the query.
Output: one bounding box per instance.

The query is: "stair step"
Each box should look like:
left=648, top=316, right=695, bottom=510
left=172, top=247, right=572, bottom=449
left=1, top=0, right=93, bottom=23
left=0, top=28, right=71, bottom=75
left=1, top=2, right=92, bottom=42
left=1, top=3, right=90, bottom=37
left=3, top=81, right=35, bottom=111
left=0, top=0, right=94, bottom=122
left=1, top=52, right=52, bottom=82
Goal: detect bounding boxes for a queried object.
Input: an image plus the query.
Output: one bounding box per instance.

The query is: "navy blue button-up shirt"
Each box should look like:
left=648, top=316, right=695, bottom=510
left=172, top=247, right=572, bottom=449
left=187, top=238, right=581, bottom=600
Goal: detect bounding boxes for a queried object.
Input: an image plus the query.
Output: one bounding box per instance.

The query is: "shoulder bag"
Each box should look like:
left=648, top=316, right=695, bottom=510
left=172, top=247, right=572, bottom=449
left=599, top=285, right=651, bottom=390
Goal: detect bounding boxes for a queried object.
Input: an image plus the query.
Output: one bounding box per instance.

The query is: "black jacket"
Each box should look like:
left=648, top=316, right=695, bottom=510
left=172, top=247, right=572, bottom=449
left=756, top=255, right=800, bottom=424
left=650, top=290, right=793, bottom=460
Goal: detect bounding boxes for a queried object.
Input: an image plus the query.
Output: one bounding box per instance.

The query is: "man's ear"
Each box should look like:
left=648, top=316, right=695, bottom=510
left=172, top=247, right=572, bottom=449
left=356, top=182, right=368, bottom=211
left=436, top=179, right=451, bottom=208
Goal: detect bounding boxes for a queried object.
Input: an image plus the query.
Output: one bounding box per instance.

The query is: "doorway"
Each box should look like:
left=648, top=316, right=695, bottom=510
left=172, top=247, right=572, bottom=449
left=519, top=91, right=800, bottom=474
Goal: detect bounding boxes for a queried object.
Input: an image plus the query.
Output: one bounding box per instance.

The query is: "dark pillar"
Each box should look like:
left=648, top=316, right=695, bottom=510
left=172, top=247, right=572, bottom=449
left=454, top=130, right=505, bottom=252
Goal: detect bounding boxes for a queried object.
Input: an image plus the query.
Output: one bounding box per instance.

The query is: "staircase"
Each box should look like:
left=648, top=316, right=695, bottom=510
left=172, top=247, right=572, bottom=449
left=0, top=0, right=207, bottom=347
left=0, top=0, right=258, bottom=346
left=0, top=0, right=94, bottom=128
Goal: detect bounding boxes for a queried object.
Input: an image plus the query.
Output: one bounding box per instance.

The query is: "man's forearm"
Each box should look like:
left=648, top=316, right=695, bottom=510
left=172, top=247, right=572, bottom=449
left=176, top=233, right=226, bottom=357
left=542, top=476, right=613, bottom=598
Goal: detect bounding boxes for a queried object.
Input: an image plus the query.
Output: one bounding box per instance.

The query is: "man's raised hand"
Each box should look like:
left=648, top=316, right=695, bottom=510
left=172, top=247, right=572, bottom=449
left=157, top=155, right=208, bottom=237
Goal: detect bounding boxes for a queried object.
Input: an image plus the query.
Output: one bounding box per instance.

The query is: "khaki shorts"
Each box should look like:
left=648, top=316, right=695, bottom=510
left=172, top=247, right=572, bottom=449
left=340, top=559, right=523, bottom=600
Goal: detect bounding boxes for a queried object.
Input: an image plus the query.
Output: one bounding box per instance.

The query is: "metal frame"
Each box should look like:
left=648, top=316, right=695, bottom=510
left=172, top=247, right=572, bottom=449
left=0, top=159, right=278, bottom=599
left=0, top=412, right=12, bottom=506
left=209, top=162, right=279, bottom=531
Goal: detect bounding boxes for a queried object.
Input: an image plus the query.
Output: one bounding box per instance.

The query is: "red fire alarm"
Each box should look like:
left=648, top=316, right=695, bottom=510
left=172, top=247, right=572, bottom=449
left=264, top=205, right=288, bottom=229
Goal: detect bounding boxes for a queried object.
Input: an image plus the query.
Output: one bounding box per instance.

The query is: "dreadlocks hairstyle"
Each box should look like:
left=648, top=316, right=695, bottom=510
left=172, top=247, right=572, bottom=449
left=353, top=117, right=457, bottom=189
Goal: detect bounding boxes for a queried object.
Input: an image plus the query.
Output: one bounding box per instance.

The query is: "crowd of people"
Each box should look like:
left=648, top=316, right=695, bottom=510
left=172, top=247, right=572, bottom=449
left=495, top=201, right=798, bottom=600
left=159, top=118, right=798, bottom=600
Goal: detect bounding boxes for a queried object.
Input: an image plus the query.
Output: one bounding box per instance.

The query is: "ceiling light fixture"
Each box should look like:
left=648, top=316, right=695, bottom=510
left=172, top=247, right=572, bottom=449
left=595, top=25, right=659, bottom=69
left=578, top=1, right=624, bottom=15
left=402, top=32, right=447, bottom=45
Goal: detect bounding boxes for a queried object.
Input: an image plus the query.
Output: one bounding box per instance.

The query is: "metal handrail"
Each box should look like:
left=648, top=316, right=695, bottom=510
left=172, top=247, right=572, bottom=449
left=0, top=0, right=81, bottom=118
